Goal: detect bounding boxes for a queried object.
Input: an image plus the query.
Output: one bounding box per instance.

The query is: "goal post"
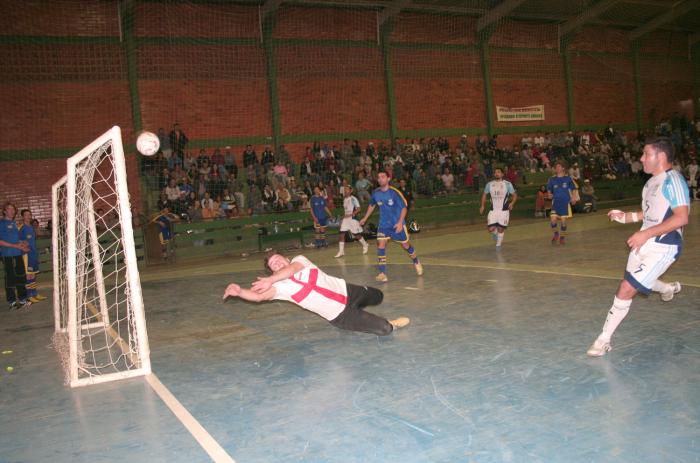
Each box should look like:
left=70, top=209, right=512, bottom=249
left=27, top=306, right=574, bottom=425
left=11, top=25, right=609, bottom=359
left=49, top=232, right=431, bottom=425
left=53, top=126, right=151, bottom=387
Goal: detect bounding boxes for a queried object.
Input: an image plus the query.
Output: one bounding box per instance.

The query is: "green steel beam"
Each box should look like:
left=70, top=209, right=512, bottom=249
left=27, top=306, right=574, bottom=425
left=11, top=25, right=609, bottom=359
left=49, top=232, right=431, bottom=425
left=493, top=125, right=569, bottom=135
left=380, top=20, right=398, bottom=143
left=280, top=130, right=390, bottom=144
left=632, top=45, right=643, bottom=131
left=262, top=16, right=282, bottom=150
left=479, top=40, right=495, bottom=137
left=489, top=46, right=559, bottom=55
left=122, top=0, right=142, bottom=134
left=136, top=36, right=259, bottom=46
left=693, top=46, right=700, bottom=119
left=477, top=0, right=527, bottom=32
left=396, top=127, right=486, bottom=138
left=0, top=35, right=120, bottom=44
left=563, top=49, right=575, bottom=131
left=390, top=42, right=475, bottom=51
left=271, top=38, right=379, bottom=48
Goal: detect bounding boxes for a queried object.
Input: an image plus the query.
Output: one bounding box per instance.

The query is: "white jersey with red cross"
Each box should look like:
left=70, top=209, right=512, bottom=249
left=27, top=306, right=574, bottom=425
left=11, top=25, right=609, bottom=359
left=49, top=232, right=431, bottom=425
left=272, top=255, right=347, bottom=320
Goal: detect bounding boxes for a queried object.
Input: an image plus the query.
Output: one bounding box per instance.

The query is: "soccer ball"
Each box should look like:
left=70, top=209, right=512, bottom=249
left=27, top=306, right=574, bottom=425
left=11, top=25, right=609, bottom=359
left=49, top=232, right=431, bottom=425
left=136, top=131, right=160, bottom=156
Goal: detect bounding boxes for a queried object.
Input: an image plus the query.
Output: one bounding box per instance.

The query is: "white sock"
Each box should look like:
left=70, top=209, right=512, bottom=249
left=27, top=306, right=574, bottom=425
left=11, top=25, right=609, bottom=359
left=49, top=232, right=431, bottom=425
left=651, top=280, right=671, bottom=293
left=358, top=237, right=367, bottom=246
left=337, top=242, right=345, bottom=253
left=496, top=232, right=504, bottom=246
left=600, top=296, right=632, bottom=341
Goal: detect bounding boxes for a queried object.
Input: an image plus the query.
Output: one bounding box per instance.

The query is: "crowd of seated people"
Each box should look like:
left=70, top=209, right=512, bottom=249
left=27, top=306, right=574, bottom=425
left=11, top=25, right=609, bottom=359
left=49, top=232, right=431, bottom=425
left=144, top=114, right=699, bottom=222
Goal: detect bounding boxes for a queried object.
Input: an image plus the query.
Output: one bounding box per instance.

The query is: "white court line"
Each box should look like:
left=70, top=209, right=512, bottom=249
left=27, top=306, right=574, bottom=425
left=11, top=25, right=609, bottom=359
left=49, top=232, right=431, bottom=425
left=423, top=261, right=700, bottom=288
left=86, top=304, right=236, bottom=462
left=146, top=374, right=237, bottom=463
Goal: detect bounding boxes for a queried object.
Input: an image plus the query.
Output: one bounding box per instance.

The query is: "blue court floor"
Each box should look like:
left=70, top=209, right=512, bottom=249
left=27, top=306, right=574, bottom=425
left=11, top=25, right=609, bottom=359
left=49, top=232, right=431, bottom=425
left=1, top=209, right=699, bottom=463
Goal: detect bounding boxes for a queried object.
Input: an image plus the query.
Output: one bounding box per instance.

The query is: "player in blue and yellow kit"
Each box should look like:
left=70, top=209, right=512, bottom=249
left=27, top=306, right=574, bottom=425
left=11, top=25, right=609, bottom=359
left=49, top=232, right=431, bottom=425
left=310, top=186, right=332, bottom=248
left=153, top=206, right=179, bottom=260
left=360, top=170, right=423, bottom=282
left=546, top=161, right=577, bottom=244
left=19, top=209, right=46, bottom=303
left=0, top=203, right=31, bottom=310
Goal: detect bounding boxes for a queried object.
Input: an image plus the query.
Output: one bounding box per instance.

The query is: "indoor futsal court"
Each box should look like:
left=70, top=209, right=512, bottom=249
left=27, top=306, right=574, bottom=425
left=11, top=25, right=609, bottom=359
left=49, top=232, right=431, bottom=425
left=2, top=209, right=698, bottom=463
left=2, top=0, right=699, bottom=462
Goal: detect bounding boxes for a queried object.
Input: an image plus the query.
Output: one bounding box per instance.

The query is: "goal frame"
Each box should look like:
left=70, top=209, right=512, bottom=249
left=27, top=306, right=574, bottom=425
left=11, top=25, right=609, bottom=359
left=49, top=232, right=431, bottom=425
left=54, top=126, right=151, bottom=387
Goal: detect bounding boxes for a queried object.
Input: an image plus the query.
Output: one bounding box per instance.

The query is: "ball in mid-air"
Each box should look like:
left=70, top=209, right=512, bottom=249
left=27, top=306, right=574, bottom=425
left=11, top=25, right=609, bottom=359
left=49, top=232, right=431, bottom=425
left=136, top=131, right=160, bottom=156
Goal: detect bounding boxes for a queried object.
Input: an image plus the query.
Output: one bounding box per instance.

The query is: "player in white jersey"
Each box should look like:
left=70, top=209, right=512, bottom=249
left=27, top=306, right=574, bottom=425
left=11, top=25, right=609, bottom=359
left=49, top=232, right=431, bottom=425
left=335, top=186, right=369, bottom=258
left=587, top=137, right=690, bottom=357
left=685, top=159, right=698, bottom=200
left=223, top=253, right=409, bottom=335
left=480, top=167, right=518, bottom=248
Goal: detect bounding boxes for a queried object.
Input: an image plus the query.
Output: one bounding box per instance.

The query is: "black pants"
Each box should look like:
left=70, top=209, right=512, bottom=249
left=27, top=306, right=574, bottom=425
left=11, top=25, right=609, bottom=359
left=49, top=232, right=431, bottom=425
left=330, top=284, right=392, bottom=336
left=3, top=255, right=27, bottom=303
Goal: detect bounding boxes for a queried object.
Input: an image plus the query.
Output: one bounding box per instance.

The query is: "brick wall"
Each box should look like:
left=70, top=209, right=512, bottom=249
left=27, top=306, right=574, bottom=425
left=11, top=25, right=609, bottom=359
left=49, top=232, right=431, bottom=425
left=393, top=48, right=486, bottom=131
left=1, top=3, right=698, bottom=224
left=276, top=45, right=388, bottom=137
left=570, top=54, right=636, bottom=127
left=490, top=50, right=568, bottom=128
left=0, top=154, right=141, bottom=228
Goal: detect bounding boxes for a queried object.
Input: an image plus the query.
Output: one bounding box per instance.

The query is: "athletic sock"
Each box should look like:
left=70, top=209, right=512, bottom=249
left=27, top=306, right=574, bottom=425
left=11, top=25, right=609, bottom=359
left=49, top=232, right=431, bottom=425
left=378, top=247, right=387, bottom=274
left=496, top=232, right=504, bottom=246
left=600, top=296, right=632, bottom=341
left=405, top=245, right=418, bottom=263
left=651, top=280, right=671, bottom=293
left=358, top=237, right=368, bottom=247
left=337, top=241, right=345, bottom=253
left=560, top=224, right=567, bottom=237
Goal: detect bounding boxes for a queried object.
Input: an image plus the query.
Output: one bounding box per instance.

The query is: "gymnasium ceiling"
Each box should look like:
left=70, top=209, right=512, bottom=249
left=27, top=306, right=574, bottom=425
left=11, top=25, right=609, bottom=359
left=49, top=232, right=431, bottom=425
left=264, top=0, right=700, bottom=44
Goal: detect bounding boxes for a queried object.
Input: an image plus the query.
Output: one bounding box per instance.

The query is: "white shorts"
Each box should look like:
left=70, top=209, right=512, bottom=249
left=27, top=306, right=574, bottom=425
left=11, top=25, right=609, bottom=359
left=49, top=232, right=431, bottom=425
left=487, top=210, right=510, bottom=228
left=340, top=217, right=363, bottom=234
left=624, top=240, right=679, bottom=295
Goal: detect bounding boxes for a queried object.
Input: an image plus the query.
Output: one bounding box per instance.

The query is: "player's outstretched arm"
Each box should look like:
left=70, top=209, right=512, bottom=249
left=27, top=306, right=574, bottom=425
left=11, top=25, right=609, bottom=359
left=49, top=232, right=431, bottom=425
left=608, top=209, right=644, bottom=224
left=359, top=204, right=376, bottom=225
left=251, top=261, right=306, bottom=293
left=224, top=283, right=276, bottom=302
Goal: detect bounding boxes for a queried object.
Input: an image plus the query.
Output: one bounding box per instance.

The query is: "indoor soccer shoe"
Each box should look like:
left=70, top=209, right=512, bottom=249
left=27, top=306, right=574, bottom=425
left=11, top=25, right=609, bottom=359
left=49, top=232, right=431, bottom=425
left=390, top=317, right=410, bottom=329
left=661, top=282, right=681, bottom=302
left=375, top=273, right=388, bottom=282
left=34, top=294, right=47, bottom=301
left=334, top=251, right=344, bottom=258
left=29, top=297, right=42, bottom=304
left=551, top=232, right=560, bottom=244
left=586, top=338, right=612, bottom=357
left=559, top=236, right=566, bottom=245
left=414, top=262, right=424, bottom=276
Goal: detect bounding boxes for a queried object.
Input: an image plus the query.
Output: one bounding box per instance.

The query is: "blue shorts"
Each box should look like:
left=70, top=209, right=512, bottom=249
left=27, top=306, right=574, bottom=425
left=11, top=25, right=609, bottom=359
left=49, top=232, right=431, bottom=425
left=550, top=198, right=572, bottom=218
left=377, top=225, right=409, bottom=243
left=314, top=217, right=328, bottom=228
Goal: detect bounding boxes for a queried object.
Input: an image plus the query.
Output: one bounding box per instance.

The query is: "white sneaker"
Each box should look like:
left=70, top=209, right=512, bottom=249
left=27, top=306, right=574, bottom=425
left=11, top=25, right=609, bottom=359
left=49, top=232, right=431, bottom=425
left=660, top=282, right=681, bottom=302
left=375, top=273, right=388, bottom=282
left=586, top=337, right=612, bottom=357
left=362, top=244, right=369, bottom=254
left=334, top=251, right=344, bottom=258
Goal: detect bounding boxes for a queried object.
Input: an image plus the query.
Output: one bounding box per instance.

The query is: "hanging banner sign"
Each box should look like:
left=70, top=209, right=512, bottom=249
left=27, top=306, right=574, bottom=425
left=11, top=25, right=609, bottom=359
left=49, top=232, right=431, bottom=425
left=496, top=105, right=545, bottom=121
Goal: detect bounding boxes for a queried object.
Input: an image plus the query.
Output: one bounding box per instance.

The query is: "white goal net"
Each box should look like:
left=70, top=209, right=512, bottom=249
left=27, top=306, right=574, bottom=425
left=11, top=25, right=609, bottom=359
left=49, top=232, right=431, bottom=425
left=52, top=126, right=151, bottom=387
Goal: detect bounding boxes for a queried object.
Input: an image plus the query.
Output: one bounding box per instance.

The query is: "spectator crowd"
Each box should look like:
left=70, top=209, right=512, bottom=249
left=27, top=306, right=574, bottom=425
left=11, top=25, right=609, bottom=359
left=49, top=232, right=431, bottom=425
left=144, top=114, right=700, bottom=222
